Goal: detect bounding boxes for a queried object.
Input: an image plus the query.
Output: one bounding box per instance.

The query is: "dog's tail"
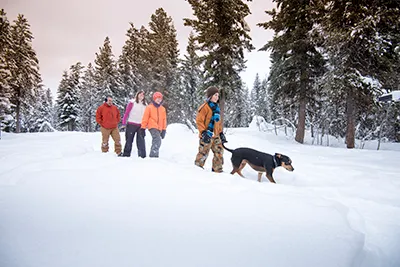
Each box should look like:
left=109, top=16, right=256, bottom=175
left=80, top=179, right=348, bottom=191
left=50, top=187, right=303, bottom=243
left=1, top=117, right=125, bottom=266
left=222, top=142, right=234, bottom=153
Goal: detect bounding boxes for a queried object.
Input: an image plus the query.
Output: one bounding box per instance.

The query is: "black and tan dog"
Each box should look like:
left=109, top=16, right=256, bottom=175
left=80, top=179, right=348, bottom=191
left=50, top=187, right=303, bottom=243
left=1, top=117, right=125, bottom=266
left=222, top=143, right=294, bottom=183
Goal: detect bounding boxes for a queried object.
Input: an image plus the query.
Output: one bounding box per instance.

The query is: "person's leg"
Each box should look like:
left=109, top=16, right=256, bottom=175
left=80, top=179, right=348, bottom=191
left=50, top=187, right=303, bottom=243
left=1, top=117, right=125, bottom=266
left=100, top=127, right=111, bottom=153
left=122, top=124, right=135, bottom=157
left=110, top=128, right=122, bottom=155
left=194, top=139, right=212, bottom=168
left=149, top=129, right=162, bottom=158
left=211, top=137, right=224, bottom=172
left=136, top=126, right=146, bottom=158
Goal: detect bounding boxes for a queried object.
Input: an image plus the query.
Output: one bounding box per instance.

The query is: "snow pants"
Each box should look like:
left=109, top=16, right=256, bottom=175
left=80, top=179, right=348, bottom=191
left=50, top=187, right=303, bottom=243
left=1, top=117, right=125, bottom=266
left=100, top=127, right=122, bottom=154
left=194, top=136, right=224, bottom=172
left=123, top=124, right=146, bottom=158
left=149, top=128, right=162, bottom=158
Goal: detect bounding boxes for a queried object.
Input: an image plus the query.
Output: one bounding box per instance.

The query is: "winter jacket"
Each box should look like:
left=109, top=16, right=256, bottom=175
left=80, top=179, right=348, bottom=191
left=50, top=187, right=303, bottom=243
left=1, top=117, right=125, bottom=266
left=196, top=102, right=222, bottom=138
left=141, top=102, right=167, bottom=131
left=96, top=103, right=121, bottom=129
left=122, top=100, right=146, bottom=125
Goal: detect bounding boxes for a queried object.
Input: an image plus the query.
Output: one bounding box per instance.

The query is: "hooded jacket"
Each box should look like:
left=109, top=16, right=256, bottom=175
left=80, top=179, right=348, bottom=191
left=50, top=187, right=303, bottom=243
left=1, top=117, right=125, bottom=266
left=141, top=102, right=167, bottom=131
left=96, top=103, right=121, bottom=129
left=196, top=101, right=222, bottom=138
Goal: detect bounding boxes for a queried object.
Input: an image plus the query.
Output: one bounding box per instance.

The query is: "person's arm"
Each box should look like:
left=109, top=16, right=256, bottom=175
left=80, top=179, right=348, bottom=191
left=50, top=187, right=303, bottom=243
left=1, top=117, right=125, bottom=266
left=141, top=106, right=150, bottom=129
left=196, top=104, right=207, bottom=134
left=117, top=107, right=121, bottom=123
left=122, top=102, right=133, bottom=125
left=163, top=108, right=167, bottom=130
left=96, top=106, right=102, bottom=126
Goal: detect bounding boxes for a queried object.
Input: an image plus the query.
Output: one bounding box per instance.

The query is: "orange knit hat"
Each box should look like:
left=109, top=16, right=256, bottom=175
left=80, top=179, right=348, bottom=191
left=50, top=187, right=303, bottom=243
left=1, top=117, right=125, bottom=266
left=153, top=91, right=163, bottom=101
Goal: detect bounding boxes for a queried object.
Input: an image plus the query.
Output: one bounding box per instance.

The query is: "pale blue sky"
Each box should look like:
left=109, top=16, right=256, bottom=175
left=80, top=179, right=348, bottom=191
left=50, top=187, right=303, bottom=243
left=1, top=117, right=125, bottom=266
left=4, top=0, right=274, bottom=95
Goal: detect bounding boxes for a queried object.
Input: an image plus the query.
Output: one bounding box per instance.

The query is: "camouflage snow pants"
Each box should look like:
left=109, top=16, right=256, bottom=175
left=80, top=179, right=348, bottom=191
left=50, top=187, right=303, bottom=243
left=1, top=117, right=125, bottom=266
left=194, top=136, right=224, bottom=172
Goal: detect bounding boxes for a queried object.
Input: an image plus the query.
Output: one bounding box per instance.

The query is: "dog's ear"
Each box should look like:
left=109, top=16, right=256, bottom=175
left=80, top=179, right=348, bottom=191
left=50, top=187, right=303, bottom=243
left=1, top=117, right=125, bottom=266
left=275, top=153, right=281, bottom=158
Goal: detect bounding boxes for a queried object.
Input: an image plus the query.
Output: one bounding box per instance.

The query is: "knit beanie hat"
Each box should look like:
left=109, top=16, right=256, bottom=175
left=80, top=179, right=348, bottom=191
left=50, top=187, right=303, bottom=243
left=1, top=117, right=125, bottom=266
left=153, top=91, right=163, bottom=101
left=206, top=86, right=219, bottom=98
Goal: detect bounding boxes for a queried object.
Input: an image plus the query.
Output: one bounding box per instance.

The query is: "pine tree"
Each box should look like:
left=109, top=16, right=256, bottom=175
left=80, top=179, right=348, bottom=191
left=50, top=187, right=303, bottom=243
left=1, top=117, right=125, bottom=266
left=250, top=73, right=265, bottom=119
left=117, top=50, right=134, bottom=102
left=147, top=8, right=180, bottom=114
left=137, top=26, right=153, bottom=93
left=68, top=62, right=83, bottom=130
left=118, top=23, right=143, bottom=99
left=56, top=63, right=81, bottom=131
left=29, top=86, right=54, bottom=132
left=56, top=71, right=69, bottom=130
left=43, top=88, right=55, bottom=130
left=225, top=78, right=249, bottom=127
left=249, top=74, right=271, bottom=124
left=166, top=74, right=186, bottom=124
left=260, top=77, right=271, bottom=122
left=384, top=102, right=400, bottom=142
left=19, top=84, right=38, bottom=132
left=240, top=85, right=252, bottom=127
left=313, top=71, right=346, bottom=140
left=80, top=63, right=97, bottom=132
left=180, top=32, right=204, bottom=126
left=0, top=9, right=12, bottom=134
left=94, top=37, right=122, bottom=110
left=8, top=14, right=41, bottom=133
left=266, top=52, right=289, bottom=123
left=321, top=0, right=400, bottom=148
left=258, top=0, right=326, bottom=144
left=184, top=0, right=254, bottom=127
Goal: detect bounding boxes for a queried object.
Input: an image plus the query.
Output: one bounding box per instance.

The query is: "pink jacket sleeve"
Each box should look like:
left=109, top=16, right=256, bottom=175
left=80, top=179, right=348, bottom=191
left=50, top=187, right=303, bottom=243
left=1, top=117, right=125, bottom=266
left=122, top=102, right=133, bottom=125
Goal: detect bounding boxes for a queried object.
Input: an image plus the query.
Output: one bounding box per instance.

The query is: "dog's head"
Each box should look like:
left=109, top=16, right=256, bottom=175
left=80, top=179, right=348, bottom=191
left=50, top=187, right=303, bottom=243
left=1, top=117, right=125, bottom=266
left=275, top=153, right=294, bottom=172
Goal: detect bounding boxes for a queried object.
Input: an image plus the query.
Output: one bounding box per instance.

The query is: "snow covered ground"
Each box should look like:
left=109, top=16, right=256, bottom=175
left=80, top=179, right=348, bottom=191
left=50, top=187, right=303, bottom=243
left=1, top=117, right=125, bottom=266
left=1, top=123, right=400, bottom=267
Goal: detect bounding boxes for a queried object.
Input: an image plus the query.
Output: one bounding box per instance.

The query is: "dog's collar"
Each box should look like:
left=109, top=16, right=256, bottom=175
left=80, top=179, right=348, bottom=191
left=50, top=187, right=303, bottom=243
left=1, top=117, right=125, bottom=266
left=273, top=155, right=279, bottom=168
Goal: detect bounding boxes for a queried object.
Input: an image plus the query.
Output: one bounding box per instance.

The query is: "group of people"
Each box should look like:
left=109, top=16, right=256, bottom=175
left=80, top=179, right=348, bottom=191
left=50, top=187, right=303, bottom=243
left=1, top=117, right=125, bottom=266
left=95, top=86, right=227, bottom=172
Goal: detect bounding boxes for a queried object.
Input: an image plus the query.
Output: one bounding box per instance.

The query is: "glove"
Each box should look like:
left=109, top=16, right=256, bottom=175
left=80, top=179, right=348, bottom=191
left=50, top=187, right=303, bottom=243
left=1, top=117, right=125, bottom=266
left=212, top=113, right=220, bottom=122
left=161, top=130, right=166, bottom=139
left=220, top=132, right=227, bottom=143
left=201, top=130, right=212, bottom=144
left=139, top=128, right=146, bottom=137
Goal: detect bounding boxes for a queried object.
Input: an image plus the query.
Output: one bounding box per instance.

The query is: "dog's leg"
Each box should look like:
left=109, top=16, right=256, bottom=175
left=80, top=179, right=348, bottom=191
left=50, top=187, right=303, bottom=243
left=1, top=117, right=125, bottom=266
left=266, top=174, right=276, bottom=183
left=257, top=172, right=263, bottom=182
left=236, top=170, right=245, bottom=178
left=264, top=168, right=276, bottom=184
left=230, top=167, right=238, bottom=175
left=236, top=161, right=246, bottom=178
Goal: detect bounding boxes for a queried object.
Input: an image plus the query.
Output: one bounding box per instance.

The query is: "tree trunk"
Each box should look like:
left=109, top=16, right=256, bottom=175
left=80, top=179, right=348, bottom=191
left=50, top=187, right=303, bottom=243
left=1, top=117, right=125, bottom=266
left=311, top=123, right=314, bottom=138
left=89, top=117, right=93, bottom=132
left=346, top=90, right=356, bottom=149
left=295, top=96, right=306, bottom=143
left=15, top=99, right=21, bottom=133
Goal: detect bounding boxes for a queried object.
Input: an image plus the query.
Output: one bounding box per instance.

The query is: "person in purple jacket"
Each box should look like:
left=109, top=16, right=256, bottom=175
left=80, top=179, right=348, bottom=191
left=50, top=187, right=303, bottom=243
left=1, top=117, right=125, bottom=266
left=121, top=90, right=147, bottom=158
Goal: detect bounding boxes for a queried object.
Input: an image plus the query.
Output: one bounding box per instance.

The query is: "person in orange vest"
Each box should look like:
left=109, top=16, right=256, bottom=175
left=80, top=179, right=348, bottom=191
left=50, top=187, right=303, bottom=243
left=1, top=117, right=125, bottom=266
left=95, top=95, right=122, bottom=155
left=140, top=91, right=167, bottom=158
left=194, top=86, right=227, bottom=172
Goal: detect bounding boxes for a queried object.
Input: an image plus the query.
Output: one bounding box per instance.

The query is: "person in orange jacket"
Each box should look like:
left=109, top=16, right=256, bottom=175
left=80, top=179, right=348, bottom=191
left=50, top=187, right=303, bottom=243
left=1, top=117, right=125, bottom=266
left=140, top=91, right=167, bottom=158
left=194, top=86, right=227, bottom=172
left=96, top=96, right=122, bottom=155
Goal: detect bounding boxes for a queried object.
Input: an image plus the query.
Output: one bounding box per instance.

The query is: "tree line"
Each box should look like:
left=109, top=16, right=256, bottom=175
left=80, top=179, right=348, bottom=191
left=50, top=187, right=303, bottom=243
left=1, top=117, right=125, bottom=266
left=1, top=0, right=399, bottom=148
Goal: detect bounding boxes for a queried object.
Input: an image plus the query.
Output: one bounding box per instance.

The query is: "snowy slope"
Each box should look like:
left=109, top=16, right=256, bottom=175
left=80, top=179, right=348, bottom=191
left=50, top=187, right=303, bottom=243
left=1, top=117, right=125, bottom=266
left=0, top=124, right=399, bottom=267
